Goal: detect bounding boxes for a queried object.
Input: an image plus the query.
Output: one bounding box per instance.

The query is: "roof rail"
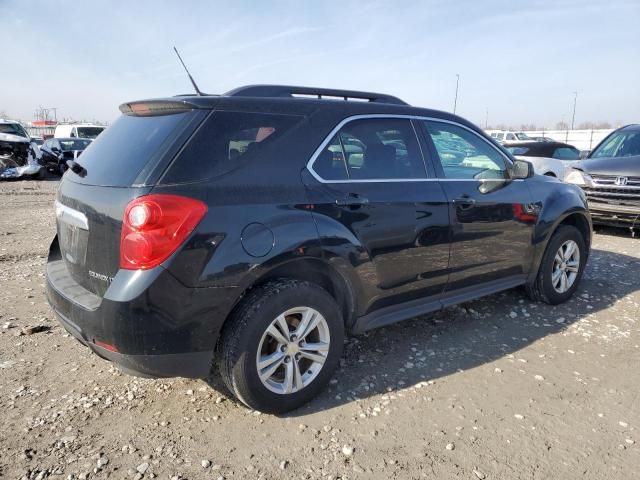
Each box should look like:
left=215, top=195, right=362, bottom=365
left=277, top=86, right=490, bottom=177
left=224, top=85, right=408, bottom=106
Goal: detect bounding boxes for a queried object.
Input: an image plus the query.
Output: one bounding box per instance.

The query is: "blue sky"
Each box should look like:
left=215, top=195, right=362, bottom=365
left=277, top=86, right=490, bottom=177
left=1, top=0, right=639, bottom=128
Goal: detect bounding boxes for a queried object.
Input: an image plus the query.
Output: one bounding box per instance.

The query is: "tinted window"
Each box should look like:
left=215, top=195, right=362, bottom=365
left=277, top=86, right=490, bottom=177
left=59, top=139, right=92, bottom=151
left=163, top=111, right=303, bottom=183
left=314, top=134, right=348, bottom=180
left=552, top=147, right=580, bottom=160
left=425, top=121, right=508, bottom=180
left=314, top=118, right=425, bottom=180
left=67, top=111, right=199, bottom=186
left=76, top=127, right=105, bottom=139
left=591, top=131, right=640, bottom=158
left=506, top=133, right=516, bottom=140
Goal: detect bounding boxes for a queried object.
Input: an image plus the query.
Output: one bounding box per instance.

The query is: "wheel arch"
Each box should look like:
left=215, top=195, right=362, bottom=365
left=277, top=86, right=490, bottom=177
left=557, top=211, right=592, bottom=251
left=228, top=256, right=359, bottom=332
left=528, top=208, right=592, bottom=284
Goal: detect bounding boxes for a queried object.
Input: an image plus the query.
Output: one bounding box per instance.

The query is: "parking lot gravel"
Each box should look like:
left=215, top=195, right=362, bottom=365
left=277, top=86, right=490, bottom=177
left=1, top=179, right=639, bottom=480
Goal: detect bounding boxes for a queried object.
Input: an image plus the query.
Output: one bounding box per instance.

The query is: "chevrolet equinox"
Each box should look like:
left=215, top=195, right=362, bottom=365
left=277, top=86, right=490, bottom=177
left=47, top=85, right=592, bottom=413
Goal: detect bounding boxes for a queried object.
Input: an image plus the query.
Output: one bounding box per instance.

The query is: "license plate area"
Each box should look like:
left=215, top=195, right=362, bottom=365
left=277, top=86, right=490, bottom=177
left=55, top=201, right=89, bottom=266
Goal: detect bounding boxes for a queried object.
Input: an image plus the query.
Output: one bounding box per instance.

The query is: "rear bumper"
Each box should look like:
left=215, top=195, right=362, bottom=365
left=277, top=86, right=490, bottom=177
left=46, top=239, right=238, bottom=379
left=53, top=307, right=214, bottom=378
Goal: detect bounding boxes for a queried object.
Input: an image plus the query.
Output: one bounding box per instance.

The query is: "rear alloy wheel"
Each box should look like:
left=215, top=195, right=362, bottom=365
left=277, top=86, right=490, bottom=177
left=218, top=280, right=343, bottom=414
left=527, top=225, right=587, bottom=304
left=257, top=307, right=330, bottom=394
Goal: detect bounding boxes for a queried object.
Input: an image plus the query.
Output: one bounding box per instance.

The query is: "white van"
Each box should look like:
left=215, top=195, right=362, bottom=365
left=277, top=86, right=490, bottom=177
left=54, top=123, right=105, bottom=139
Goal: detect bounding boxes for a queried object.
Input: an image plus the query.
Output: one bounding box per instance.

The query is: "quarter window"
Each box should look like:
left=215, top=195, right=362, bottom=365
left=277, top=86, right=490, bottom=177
left=162, top=111, right=303, bottom=183
left=313, top=118, right=426, bottom=180
left=424, top=121, right=508, bottom=180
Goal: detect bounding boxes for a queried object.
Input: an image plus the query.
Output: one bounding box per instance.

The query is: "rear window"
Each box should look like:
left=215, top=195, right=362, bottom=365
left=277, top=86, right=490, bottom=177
left=552, top=147, right=580, bottom=160
left=76, top=127, right=105, bottom=139
left=67, top=111, right=201, bottom=186
left=59, top=139, right=92, bottom=151
left=161, top=111, right=303, bottom=184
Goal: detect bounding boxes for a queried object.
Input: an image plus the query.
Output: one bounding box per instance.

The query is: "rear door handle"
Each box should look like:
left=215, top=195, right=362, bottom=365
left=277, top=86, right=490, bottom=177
left=336, top=193, right=369, bottom=206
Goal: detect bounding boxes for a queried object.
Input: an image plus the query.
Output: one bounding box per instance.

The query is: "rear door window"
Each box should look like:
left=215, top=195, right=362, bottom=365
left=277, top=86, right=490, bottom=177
left=312, top=118, right=426, bottom=180
left=162, top=111, right=304, bottom=183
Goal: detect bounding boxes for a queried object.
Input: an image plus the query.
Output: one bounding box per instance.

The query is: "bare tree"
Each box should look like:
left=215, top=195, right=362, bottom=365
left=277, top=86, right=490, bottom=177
left=556, top=121, right=569, bottom=130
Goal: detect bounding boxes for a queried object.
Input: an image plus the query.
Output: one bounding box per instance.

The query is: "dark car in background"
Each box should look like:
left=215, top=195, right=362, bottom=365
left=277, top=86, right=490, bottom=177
left=39, top=137, right=92, bottom=175
left=46, top=85, right=592, bottom=413
left=565, top=124, right=640, bottom=231
left=504, top=140, right=581, bottom=160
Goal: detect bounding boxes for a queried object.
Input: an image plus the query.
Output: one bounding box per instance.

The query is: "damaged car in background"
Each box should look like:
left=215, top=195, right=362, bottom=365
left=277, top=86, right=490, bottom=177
left=39, top=138, right=92, bottom=175
left=0, top=119, right=44, bottom=179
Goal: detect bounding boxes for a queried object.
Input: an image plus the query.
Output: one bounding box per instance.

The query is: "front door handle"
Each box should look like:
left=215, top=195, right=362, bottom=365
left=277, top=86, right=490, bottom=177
left=336, top=193, right=369, bottom=206
left=453, top=196, right=476, bottom=208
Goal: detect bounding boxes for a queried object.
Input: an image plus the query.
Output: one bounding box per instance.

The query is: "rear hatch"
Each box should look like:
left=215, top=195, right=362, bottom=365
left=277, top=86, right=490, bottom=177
left=54, top=101, right=208, bottom=297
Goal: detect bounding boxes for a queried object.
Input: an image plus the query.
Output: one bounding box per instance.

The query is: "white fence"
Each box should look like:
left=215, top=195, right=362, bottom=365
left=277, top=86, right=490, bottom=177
left=485, top=129, right=614, bottom=152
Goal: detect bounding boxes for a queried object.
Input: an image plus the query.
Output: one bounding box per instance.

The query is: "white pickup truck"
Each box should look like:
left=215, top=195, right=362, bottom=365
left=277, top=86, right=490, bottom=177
left=489, top=131, right=534, bottom=143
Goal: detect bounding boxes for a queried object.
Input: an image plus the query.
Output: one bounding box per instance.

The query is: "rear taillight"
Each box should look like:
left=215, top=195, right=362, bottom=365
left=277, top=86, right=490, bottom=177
left=120, top=194, right=207, bottom=270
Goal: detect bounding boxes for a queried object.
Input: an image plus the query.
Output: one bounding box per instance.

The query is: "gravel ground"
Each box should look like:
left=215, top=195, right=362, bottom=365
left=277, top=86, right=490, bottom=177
left=1, top=179, right=639, bottom=480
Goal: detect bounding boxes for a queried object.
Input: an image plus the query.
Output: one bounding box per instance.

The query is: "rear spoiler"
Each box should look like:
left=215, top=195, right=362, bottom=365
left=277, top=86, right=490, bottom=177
left=119, top=100, right=199, bottom=117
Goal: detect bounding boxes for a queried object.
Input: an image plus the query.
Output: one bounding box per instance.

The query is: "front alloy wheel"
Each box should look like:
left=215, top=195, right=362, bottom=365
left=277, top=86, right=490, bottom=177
left=551, top=240, right=580, bottom=293
left=527, top=224, right=587, bottom=305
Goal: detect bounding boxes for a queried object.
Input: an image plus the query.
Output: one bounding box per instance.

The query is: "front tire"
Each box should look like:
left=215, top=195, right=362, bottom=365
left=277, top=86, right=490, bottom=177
left=217, top=279, right=344, bottom=414
left=527, top=225, right=587, bottom=304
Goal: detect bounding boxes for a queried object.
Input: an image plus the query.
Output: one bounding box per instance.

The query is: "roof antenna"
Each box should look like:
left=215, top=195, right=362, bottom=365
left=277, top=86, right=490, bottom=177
left=173, top=46, right=203, bottom=96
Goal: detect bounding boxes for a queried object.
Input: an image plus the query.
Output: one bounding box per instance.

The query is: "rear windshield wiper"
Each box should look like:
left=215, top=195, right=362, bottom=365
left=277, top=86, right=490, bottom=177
left=66, top=160, right=87, bottom=177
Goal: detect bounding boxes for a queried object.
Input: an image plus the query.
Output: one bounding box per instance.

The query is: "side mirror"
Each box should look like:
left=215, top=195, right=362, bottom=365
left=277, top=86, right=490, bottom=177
left=511, top=159, right=534, bottom=179
left=579, top=150, right=590, bottom=159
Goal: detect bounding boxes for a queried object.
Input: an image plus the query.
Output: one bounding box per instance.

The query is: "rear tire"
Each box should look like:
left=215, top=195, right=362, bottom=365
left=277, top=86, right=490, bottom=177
left=527, top=225, right=587, bottom=304
left=217, top=279, right=344, bottom=414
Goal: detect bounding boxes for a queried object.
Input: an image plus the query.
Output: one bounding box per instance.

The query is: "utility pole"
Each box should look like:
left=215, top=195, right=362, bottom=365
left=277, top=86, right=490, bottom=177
left=570, top=91, right=577, bottom=131
left=453, top=74, right=460, bottom=114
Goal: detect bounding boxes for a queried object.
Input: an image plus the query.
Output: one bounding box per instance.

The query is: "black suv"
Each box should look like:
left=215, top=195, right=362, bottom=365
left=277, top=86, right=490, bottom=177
left=46, top=85, right=591, bottom=413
